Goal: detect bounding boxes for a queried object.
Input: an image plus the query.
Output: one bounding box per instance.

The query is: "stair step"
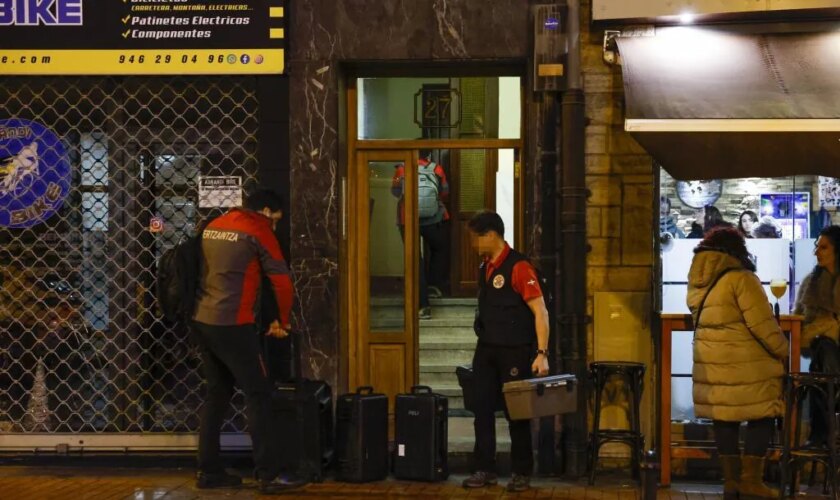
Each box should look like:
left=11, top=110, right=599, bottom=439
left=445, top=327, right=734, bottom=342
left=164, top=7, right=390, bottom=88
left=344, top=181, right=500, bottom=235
left=418, top=350, right=474, bottom=364
left=417, top=371, right=460, bottom=386
left=420, top=363, right=468, bottom=373
left=371, top=297, right=476, bottom=307
left=448, top=416, right=510, bottom=453
left=372, top=317, right=474, bottom=329
left=419, top=340, right=476, bottom=350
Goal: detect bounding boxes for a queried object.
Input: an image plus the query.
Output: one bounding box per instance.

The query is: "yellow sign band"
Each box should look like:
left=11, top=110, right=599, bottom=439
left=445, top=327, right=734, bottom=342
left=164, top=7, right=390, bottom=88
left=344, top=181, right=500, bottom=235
left=0, top=49, right=284, bottom=75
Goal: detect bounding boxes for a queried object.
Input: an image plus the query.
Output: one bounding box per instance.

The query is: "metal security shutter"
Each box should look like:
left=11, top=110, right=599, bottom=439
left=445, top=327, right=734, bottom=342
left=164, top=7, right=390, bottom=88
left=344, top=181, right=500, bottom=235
left=0, top=76, right=259, bottom=450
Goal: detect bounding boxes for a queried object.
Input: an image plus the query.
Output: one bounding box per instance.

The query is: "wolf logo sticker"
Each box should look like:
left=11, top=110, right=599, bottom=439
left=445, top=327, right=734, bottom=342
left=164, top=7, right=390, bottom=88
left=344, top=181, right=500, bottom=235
left=0, top=119, right=70, bottom=228
left=0, top=141, right=39, bottom=196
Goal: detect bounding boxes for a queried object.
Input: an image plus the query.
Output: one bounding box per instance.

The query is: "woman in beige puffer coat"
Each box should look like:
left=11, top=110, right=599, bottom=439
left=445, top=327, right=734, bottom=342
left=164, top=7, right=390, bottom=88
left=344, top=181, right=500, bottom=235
left=687, top=227, right=788, bottom=499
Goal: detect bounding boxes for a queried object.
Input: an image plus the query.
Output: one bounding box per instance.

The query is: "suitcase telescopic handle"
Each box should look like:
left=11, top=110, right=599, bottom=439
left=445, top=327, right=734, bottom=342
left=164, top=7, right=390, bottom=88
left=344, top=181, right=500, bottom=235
left=410, top=385, right=433, bottom=394
left=356, top=386, right=374, bottom=394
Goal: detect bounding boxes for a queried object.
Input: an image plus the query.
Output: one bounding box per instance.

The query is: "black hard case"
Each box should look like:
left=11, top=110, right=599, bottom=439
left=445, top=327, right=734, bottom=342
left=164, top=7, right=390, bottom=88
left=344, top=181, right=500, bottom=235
left=393, top=385, right=449, bottom=482
left=455, top=364, right=504, bottom=413
left=335, top=386, right=389, bottom=482
left=271, top=332, right=334, bottom=482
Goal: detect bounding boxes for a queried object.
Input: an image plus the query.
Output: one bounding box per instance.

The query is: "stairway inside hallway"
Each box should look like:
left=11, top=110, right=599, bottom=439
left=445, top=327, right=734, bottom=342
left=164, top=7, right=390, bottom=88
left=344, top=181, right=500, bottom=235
left=418, top=297, right=510, bottom=453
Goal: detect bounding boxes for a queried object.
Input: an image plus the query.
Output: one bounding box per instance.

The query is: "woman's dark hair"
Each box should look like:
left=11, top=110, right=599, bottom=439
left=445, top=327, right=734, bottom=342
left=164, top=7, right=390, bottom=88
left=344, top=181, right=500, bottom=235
left=660, top=195, right=672, bottom=211
left=695, top=226, right=756, bottom=272
left=737, top=210, right=758, bottom=236
left=753, top=216, right=781, bottom=239
left=244, top=189, right=283, bottom=212
left=815, top=225, right=840, bottom=273
left=703, top=205, right=729, bottom=232
left=468, top=210, right=504, bottom=238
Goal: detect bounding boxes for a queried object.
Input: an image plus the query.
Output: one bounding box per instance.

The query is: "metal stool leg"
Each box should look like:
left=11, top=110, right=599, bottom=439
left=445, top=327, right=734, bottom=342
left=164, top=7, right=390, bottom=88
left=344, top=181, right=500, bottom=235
left=588, top=367, right=604, bottom=486
left=630, top=370, right=643, bottom=480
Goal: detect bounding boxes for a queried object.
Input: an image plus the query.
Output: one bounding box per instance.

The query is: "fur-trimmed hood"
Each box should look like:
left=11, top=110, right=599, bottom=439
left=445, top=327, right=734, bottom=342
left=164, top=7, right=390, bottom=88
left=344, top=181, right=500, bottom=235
left=798, top=269, right=840, bottom=315
left=794, top=268, right=840, bottom=344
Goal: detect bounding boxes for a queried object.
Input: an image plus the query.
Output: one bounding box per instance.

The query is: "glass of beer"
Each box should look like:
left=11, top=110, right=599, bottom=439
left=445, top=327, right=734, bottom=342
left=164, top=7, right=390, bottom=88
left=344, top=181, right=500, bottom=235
left=770, top=279, right=787, bottom=321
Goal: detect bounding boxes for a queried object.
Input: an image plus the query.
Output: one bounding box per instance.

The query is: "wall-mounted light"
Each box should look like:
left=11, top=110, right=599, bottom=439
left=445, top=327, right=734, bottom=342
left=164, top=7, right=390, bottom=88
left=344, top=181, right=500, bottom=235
left=679, top=12, right=695, bottom=24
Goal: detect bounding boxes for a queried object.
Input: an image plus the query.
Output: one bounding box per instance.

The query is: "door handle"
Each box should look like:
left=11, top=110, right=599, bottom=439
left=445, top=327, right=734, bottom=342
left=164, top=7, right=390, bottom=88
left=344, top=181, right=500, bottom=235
left=341, top=176, right=347, bottom=240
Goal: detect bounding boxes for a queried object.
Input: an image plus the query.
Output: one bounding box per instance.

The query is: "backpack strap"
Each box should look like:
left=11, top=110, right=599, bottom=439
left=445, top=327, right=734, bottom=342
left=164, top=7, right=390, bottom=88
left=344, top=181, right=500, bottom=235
left=693, top=268, right=737, bottom=333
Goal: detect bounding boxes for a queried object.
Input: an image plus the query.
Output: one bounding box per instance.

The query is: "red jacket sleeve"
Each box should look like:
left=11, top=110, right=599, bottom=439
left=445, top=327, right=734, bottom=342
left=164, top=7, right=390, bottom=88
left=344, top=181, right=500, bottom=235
left=511, top=261, right=543, bottom=303
left=254, top=222, right=294, bottom=326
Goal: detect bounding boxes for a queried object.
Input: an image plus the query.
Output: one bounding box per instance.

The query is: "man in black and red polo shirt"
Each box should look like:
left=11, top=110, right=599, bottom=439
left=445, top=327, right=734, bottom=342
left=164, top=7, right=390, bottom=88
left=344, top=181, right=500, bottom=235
left=462, top=211, right=550, bottom=493
left=191, top=189, right=298, bottom=494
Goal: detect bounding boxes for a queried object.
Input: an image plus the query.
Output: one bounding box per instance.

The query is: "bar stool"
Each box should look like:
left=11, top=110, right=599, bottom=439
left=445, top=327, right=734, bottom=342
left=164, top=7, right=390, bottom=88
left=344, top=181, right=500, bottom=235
left=779, top=372, right=839, bottom=498
left=588, top=361, right=646, bottom=485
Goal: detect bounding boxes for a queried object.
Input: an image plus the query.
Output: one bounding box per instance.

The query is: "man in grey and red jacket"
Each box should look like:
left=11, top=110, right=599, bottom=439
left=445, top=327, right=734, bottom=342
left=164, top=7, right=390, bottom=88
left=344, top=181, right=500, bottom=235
left=191, top=189, right=298, bottom=494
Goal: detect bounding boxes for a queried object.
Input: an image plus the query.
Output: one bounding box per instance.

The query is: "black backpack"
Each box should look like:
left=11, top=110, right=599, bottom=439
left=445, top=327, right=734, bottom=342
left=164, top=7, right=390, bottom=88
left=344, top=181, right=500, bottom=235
left=157, top=225, right=205, bottom=324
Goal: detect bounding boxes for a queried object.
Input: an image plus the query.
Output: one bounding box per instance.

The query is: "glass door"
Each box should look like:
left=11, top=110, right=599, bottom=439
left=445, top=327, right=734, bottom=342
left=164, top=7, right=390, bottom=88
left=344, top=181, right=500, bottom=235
left=350, top=150, right=418, bottom=410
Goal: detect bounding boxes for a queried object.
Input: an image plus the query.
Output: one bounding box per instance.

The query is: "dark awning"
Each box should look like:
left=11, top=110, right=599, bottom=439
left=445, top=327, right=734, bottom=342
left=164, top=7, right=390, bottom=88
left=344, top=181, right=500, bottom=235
left=616, top=28, right=840, bottom=180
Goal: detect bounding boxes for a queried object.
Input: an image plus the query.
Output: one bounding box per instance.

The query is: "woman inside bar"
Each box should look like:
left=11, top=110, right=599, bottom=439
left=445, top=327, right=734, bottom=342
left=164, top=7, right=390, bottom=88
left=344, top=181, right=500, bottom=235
left=703, top=205, right=731, bottom=233
left=688, top=226, right=789, bottom=499
left=737, top=210, right=758, bottom=239
left=793, top=225, right=840, bottom=446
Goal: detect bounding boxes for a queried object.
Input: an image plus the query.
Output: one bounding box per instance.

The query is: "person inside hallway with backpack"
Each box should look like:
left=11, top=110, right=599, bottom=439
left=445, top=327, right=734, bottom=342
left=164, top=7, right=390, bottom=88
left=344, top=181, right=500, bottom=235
left=391, top=149, right=450, bottom=319
left=461, top=210, right=550, bottom=493
left=191, top=189, right=301, bottom=494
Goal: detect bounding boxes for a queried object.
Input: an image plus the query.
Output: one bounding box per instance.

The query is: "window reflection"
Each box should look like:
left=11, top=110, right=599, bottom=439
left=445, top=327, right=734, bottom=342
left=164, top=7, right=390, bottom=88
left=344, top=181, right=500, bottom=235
left=660, top=172, right=840, bottom=317
left=357, top=77, right=521, bottom=140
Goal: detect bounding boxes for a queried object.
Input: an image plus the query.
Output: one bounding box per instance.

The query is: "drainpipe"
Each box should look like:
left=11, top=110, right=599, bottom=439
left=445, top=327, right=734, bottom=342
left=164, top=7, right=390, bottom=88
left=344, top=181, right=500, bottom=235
left=537, top=85, right=559, bottom=476
left=559, top=0, right=589, bottom=478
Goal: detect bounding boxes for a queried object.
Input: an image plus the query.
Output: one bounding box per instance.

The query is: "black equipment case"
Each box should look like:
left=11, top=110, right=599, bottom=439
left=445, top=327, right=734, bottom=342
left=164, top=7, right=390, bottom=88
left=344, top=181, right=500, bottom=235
left=455, top=364, right=504, bottom=413
left=393, top=385, right=449, bottom=482
left=335, top=386, right=389, bottom=482
left=271, top=332, right=334, bottom=482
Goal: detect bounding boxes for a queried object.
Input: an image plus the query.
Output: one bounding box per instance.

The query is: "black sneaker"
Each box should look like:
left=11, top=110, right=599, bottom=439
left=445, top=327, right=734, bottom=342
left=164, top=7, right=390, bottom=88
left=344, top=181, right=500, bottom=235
left=428, top=286, right=443, bottom=298
left=259, top=474, right=307, bottom=495
left=506, top=473, right=530, bottom=492
left=462, top=471, right=498, bottom=488
left=195, top=470, right=242, bottom=489
left=419, top=307, right=432, bottom=320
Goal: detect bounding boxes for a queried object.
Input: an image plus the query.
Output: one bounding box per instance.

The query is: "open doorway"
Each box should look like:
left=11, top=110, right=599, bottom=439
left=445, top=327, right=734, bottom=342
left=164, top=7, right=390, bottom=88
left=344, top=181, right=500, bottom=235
left=346, top=72, right=524, bottom=448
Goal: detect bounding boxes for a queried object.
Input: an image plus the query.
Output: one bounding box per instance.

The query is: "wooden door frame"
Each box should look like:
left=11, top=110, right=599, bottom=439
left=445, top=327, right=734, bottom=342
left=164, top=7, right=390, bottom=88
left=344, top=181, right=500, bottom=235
left=342, top=79, right=526, bottom=393
left=350, top=149, right=418, bottom=396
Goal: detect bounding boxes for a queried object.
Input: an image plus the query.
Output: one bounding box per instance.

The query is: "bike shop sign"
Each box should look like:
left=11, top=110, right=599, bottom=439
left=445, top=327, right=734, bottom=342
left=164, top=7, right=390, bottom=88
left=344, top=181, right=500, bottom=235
left=0, top=118, right=71, bottom=228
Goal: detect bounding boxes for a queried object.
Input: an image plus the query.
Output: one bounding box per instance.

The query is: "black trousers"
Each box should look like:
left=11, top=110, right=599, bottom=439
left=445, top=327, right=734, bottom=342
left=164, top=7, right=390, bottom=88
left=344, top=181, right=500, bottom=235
left=808, top=336, right=840, bottom=442
left=420, top=221, right=450, bottom=294
left=472, top=342, right=534, bottom=476
left=193, top=321, right=279, bottom=481
left=713, top=418, right=775, bottom=456
left=401, top=221, right=450, bottom=307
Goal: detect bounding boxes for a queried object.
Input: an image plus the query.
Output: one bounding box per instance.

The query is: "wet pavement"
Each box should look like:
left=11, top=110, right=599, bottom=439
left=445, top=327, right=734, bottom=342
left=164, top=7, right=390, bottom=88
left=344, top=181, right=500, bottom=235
left=0, top=466, right=833, bottom=499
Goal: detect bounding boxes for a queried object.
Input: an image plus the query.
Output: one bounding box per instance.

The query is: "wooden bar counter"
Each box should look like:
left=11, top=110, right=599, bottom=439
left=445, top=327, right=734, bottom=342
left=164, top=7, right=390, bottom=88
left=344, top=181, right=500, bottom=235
left=658, top=313, right=802, bottom=487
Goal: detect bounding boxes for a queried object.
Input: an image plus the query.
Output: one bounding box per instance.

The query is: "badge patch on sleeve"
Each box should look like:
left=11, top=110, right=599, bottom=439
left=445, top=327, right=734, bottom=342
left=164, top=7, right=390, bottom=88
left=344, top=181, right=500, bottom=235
left=492, top=275, right=505, bottom=289
left=510, top=367, right=519, bottom=377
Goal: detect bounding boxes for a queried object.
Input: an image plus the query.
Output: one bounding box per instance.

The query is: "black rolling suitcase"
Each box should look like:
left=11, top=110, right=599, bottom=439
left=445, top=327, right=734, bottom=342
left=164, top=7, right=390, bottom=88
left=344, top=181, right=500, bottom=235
left=271, top=332, right=334, bottom=482
left=393, top=385, right=449, bottom=481
left=335, top=386, right=389, bottom=482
